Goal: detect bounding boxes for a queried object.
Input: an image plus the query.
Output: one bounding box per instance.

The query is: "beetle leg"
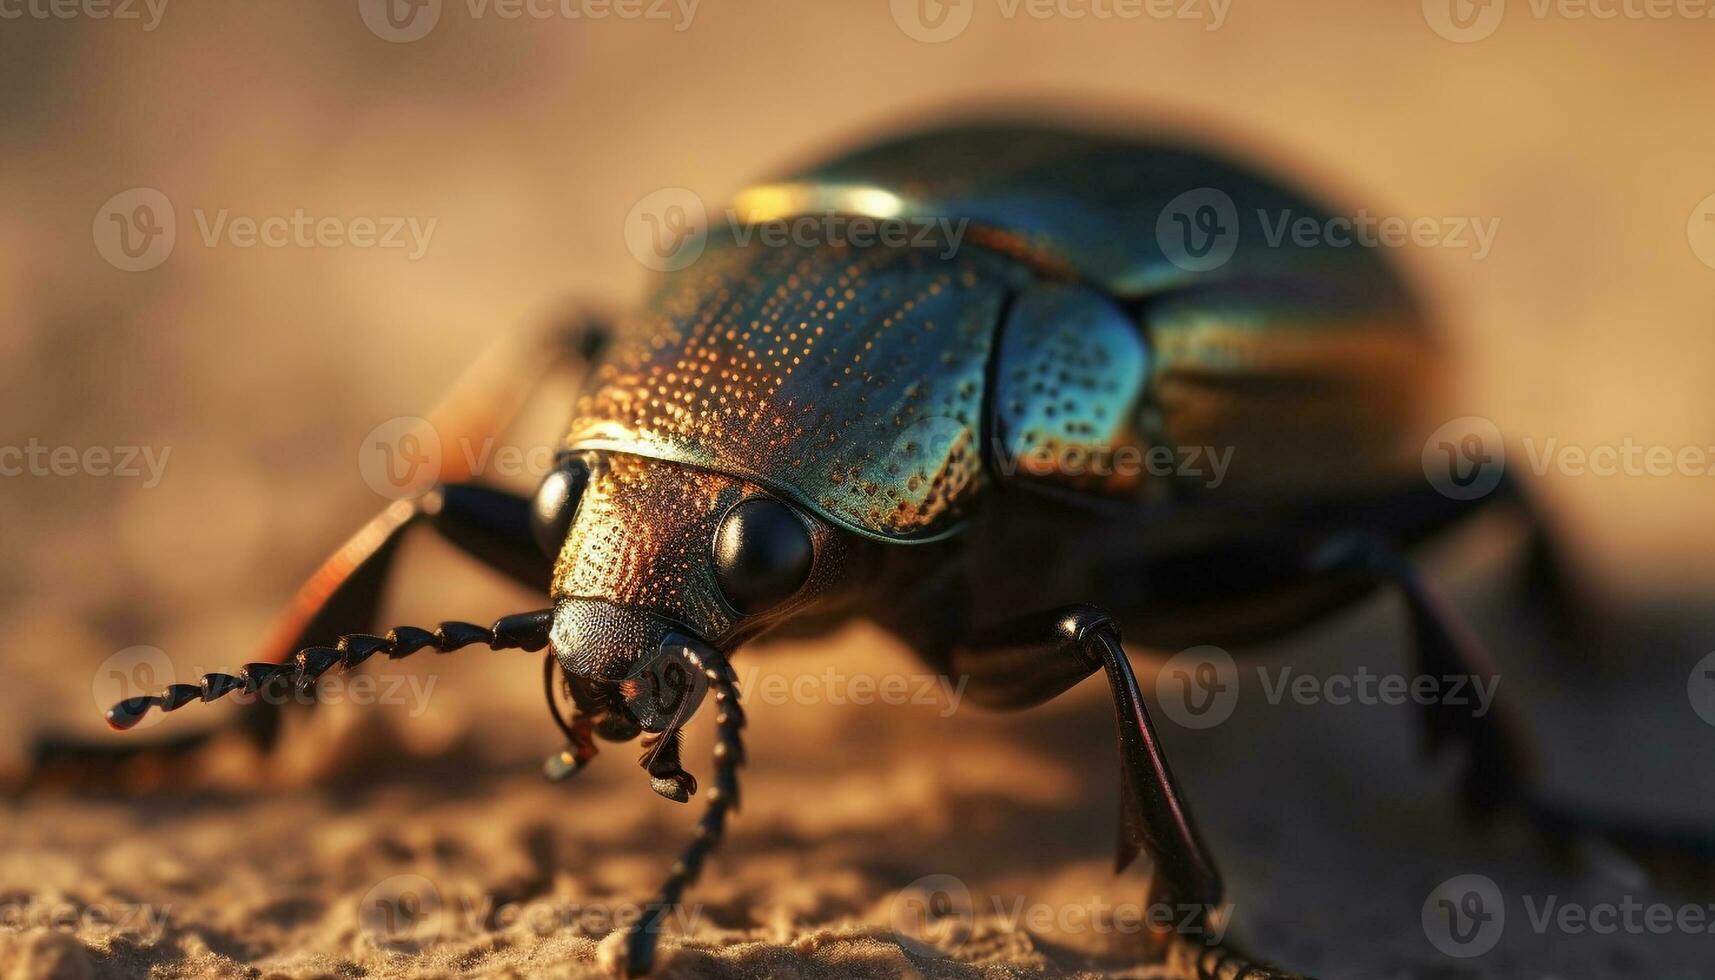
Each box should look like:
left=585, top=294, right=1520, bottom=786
left=8, top=485, right=556, bottom=793
left=638, top=730, right=698, bottom=802
left=947, top=607, right=1319, bottom=976
left=1312, top=535, right=1532, bottom=814
left=259, top=310, right=610, bottom=671
left=950, top=605, right=1223, bottom=911
left=543, top=653, right=602, bottom=782
left=12, top=316, right=612, bottom=792
left=1489, top=472, right=1606, bottom=652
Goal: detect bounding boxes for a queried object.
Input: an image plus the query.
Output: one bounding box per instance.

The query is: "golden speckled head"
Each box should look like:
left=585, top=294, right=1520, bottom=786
left=545, top=451, right=852, bottom=685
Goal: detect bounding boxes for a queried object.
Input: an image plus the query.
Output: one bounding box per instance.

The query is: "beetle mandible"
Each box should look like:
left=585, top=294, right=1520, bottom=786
left=49, top=122, right=1583, bottom=978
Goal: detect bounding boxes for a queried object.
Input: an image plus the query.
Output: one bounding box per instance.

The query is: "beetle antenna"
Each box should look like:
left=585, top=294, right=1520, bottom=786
left=622, top=646, right=744, bottom=976
left=104, top=610, right=555, bottom=731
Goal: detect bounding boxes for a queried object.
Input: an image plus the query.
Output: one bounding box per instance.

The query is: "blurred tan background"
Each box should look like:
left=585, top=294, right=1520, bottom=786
left=4, top=3, right=1715, bottom=977
left=6, top=1, right=1715, bottom=639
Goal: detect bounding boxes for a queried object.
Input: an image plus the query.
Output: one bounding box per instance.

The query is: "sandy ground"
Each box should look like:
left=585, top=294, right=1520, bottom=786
left=4, top=523, right=1714, bottom=980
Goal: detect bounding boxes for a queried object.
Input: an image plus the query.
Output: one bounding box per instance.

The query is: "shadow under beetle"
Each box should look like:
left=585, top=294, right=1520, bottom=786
left=42, top=122, right=1604, bottom=978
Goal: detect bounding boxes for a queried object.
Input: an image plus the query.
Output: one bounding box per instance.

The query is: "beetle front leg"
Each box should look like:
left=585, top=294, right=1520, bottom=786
left=948, top=606, right=1308, bottom=976
left=638, top=730, right=698, bottom=802
left=950, top=609, right=1223, bottom=919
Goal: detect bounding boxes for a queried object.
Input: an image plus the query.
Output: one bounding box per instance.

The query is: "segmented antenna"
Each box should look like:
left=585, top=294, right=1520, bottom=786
left=623, top=646, right=745, bottom=976
left=104, top=610, right=555, bottom=730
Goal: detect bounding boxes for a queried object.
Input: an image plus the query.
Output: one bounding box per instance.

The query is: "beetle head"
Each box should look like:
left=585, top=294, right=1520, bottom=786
left=532, top=451, right=852, bottom=726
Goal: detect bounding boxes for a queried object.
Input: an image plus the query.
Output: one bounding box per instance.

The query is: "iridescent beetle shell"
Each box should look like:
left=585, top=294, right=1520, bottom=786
left=567, top=122, right=1440, bottom=545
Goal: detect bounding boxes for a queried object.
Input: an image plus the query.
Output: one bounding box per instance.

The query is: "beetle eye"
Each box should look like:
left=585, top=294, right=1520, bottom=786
left=531, top=455, right=590, bottom=558
left=712, top=497, right=814, bottom=615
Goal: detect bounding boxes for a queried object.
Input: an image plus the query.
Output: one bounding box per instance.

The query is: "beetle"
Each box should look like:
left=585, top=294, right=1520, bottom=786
left=35, top=121, right=1586, bottom=978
